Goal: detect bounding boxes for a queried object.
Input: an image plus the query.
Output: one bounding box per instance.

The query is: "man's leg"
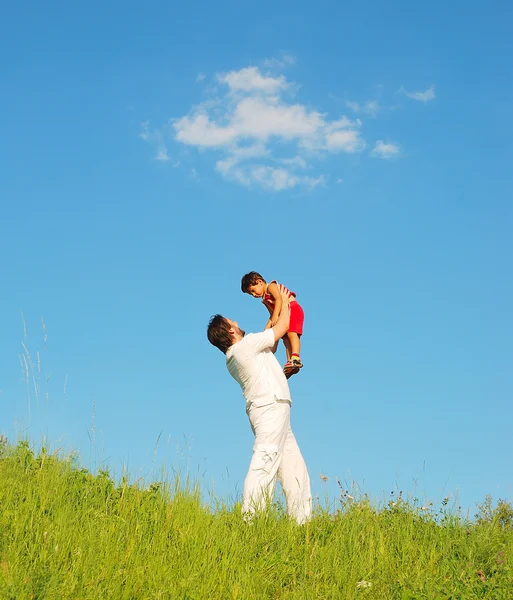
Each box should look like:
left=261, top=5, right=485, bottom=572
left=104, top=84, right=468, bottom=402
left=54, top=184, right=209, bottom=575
left=277, top=427, right=312, bottom=524
left=242, top=401, right=291, bottom=519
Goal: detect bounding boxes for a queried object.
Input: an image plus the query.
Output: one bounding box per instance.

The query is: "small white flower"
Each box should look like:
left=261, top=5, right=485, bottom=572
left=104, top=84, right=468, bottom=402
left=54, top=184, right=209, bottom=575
left=356, top=580, right=372, bottom=589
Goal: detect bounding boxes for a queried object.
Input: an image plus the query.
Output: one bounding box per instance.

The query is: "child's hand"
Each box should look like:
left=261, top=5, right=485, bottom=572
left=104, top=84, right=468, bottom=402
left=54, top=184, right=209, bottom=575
left=269, top=317, right=278, bottom=327
left=264, top=320, right=272, bottom=330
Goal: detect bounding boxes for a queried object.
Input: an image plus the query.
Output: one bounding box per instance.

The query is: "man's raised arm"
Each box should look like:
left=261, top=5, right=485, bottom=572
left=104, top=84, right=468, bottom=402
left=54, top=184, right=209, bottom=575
left=271, top=290, right=291, bottom=342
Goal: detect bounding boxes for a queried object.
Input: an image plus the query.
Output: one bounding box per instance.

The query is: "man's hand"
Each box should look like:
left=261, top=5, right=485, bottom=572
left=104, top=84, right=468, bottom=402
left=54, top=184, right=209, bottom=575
left=280, top=288, right=291, bottom=305
left=271, top=290, right=289, bottom=327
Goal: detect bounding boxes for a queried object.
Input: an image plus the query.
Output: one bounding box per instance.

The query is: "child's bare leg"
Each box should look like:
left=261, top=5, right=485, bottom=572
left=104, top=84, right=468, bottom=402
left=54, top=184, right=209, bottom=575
left=287, top=332, right=301, bottom=356
left=286, top=332, right=302, bottom=367
left=282, top=335, right=292, bottom=362
left=283, top=332, right=302, bottom=378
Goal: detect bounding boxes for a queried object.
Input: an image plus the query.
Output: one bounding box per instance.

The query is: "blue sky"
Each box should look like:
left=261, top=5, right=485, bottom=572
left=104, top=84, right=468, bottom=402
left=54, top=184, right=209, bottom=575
left=1, top=0, right=512, bottom=514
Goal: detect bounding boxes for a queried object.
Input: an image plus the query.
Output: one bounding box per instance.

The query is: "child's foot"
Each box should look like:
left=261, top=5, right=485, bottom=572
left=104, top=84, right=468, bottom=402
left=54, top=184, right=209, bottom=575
left=283, top=361, right=300, bottom=379
left=291, top=355, right=303, bottom=369
left=284, top=366, right=299, bottom=379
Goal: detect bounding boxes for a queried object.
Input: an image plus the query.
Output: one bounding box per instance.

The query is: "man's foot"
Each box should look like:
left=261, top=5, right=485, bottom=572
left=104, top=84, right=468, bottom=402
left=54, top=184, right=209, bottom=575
left=284, top=361, right=300, bottom=379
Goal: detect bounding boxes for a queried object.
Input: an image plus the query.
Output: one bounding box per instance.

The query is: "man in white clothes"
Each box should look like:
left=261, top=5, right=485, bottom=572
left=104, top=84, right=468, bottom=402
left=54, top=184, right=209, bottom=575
left=207, top=291, right=312, bottom=524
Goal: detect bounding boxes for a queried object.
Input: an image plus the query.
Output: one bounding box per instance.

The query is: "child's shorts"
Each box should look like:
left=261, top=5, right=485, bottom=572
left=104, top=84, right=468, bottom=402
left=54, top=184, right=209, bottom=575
left=289, top=301, right=304, bottom=336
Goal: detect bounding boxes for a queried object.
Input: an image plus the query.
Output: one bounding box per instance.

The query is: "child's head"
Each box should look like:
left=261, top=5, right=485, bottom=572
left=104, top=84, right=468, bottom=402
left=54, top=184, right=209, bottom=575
left=241, top=271, right=267, bottom=298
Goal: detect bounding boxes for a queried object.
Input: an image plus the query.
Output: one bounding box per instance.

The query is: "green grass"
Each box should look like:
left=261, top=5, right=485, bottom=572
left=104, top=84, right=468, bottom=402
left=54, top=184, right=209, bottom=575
left=1, top=440, right=512, bottom=599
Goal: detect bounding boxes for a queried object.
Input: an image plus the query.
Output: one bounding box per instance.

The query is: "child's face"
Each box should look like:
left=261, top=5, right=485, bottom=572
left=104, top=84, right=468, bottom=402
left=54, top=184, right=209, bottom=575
left=246, top=280, right=266, bottom=298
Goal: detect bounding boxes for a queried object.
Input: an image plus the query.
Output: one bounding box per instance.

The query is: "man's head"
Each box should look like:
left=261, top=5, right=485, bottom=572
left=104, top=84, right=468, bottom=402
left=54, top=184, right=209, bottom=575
left=207, top=315, right=245, bottom=354
left=241, top=271, right=267, bottom=298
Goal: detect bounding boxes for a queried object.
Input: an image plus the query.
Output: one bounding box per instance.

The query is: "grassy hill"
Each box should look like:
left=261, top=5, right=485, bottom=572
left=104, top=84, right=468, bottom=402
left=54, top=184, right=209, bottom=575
left=1, top=439, right=512, bottom=599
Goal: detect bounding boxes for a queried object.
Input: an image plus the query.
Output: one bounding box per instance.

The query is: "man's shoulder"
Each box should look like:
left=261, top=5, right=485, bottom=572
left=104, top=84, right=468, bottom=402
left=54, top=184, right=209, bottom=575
left=229, top=330, right=273, bottom=355
left=245, top=331, right=267, bottom=340
left=232, top=332, right=263, bottom=350
left=245, top=330, right=274, bottom=344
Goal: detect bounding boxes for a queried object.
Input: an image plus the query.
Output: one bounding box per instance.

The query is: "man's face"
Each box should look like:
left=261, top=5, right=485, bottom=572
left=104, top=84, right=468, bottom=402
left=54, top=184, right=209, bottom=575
left=246, top=280, right=266, bottom=298
left=226, top=318, right=245, bottom=338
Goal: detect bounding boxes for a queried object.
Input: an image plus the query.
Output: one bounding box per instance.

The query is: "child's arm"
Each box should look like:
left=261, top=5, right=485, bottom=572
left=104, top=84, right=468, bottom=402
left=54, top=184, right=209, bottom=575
left=263, top=302, right=274, bottom=330
left=266, top=281, right=283, bottom=327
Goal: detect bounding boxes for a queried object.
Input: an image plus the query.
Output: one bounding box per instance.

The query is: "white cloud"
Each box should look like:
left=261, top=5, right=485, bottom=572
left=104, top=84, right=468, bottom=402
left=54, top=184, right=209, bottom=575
left=250, top=166, right=299, bottom=190
left=363, top=100, right=379, bottom=117
left=371, top=140, right=401, bottom=159
left=346, top=99, right=380, bottom=117
left=215, top=143, right=268, bottom=178
left=216, top=162, right=323, bottom=191
left=140, top=121, right=171, bottom=162
left=346, top=101, right=361, bottom=113
left=262, top=54, right=296, bottom=69
left=215, top=147, right=323, bottom=191
left=234, top=97, right=324, bottom=141
left=401, top=84, right=436, bottom=102
left=247, top=166, right=324, bottom=191
left=174, top=113, right=238, bottom=147
left=217, top=66, right=289, bottom=94
left=325, top=127, right=365, bottom=153
left=169, top=66, right=367, bottom=190
left=155, top=147, right=170, bottom=162
left=230, top=142, right=268, bottom=161
left=142, top=64, right=424, bottom=189
left=281, top=156, right=308, bottom=169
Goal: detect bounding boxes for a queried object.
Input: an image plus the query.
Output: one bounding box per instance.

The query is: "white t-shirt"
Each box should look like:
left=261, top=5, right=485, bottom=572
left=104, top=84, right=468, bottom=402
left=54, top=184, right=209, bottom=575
left=226, top=329, right=291, bottom=408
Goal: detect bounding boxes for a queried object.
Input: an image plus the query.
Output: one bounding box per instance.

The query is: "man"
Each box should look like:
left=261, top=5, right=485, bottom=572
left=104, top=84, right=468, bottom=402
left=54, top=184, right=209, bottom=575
left=207, top=291, right=312, bottom=524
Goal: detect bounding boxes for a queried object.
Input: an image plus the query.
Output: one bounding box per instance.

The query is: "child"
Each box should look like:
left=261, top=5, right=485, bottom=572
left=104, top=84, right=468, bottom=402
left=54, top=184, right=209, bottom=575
left=241, top=271, right=304, bottom=378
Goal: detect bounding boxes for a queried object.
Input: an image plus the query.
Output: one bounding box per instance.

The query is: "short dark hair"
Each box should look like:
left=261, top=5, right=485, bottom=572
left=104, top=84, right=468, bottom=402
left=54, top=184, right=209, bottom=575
left=207, top=314, right=233, bottom=354
left=241, top=271, right=266, bottom=293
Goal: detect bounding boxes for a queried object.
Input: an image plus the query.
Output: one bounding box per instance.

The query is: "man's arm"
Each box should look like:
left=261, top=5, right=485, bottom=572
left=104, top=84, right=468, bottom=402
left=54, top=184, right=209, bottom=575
left=246, top=290, right=290, bottom=354
left=270, top=290, right=291, bottom=342
left=266, top=282, right=283, bottom=327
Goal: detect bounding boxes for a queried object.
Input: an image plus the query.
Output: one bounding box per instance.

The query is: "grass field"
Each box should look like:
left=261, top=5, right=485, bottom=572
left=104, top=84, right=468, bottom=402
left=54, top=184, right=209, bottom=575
left=0, top=438, right=511, bottom=599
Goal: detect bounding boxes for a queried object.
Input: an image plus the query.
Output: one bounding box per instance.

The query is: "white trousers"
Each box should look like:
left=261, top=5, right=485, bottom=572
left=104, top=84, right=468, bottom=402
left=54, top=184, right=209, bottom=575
left=242, top=399, right=312, bottom=524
